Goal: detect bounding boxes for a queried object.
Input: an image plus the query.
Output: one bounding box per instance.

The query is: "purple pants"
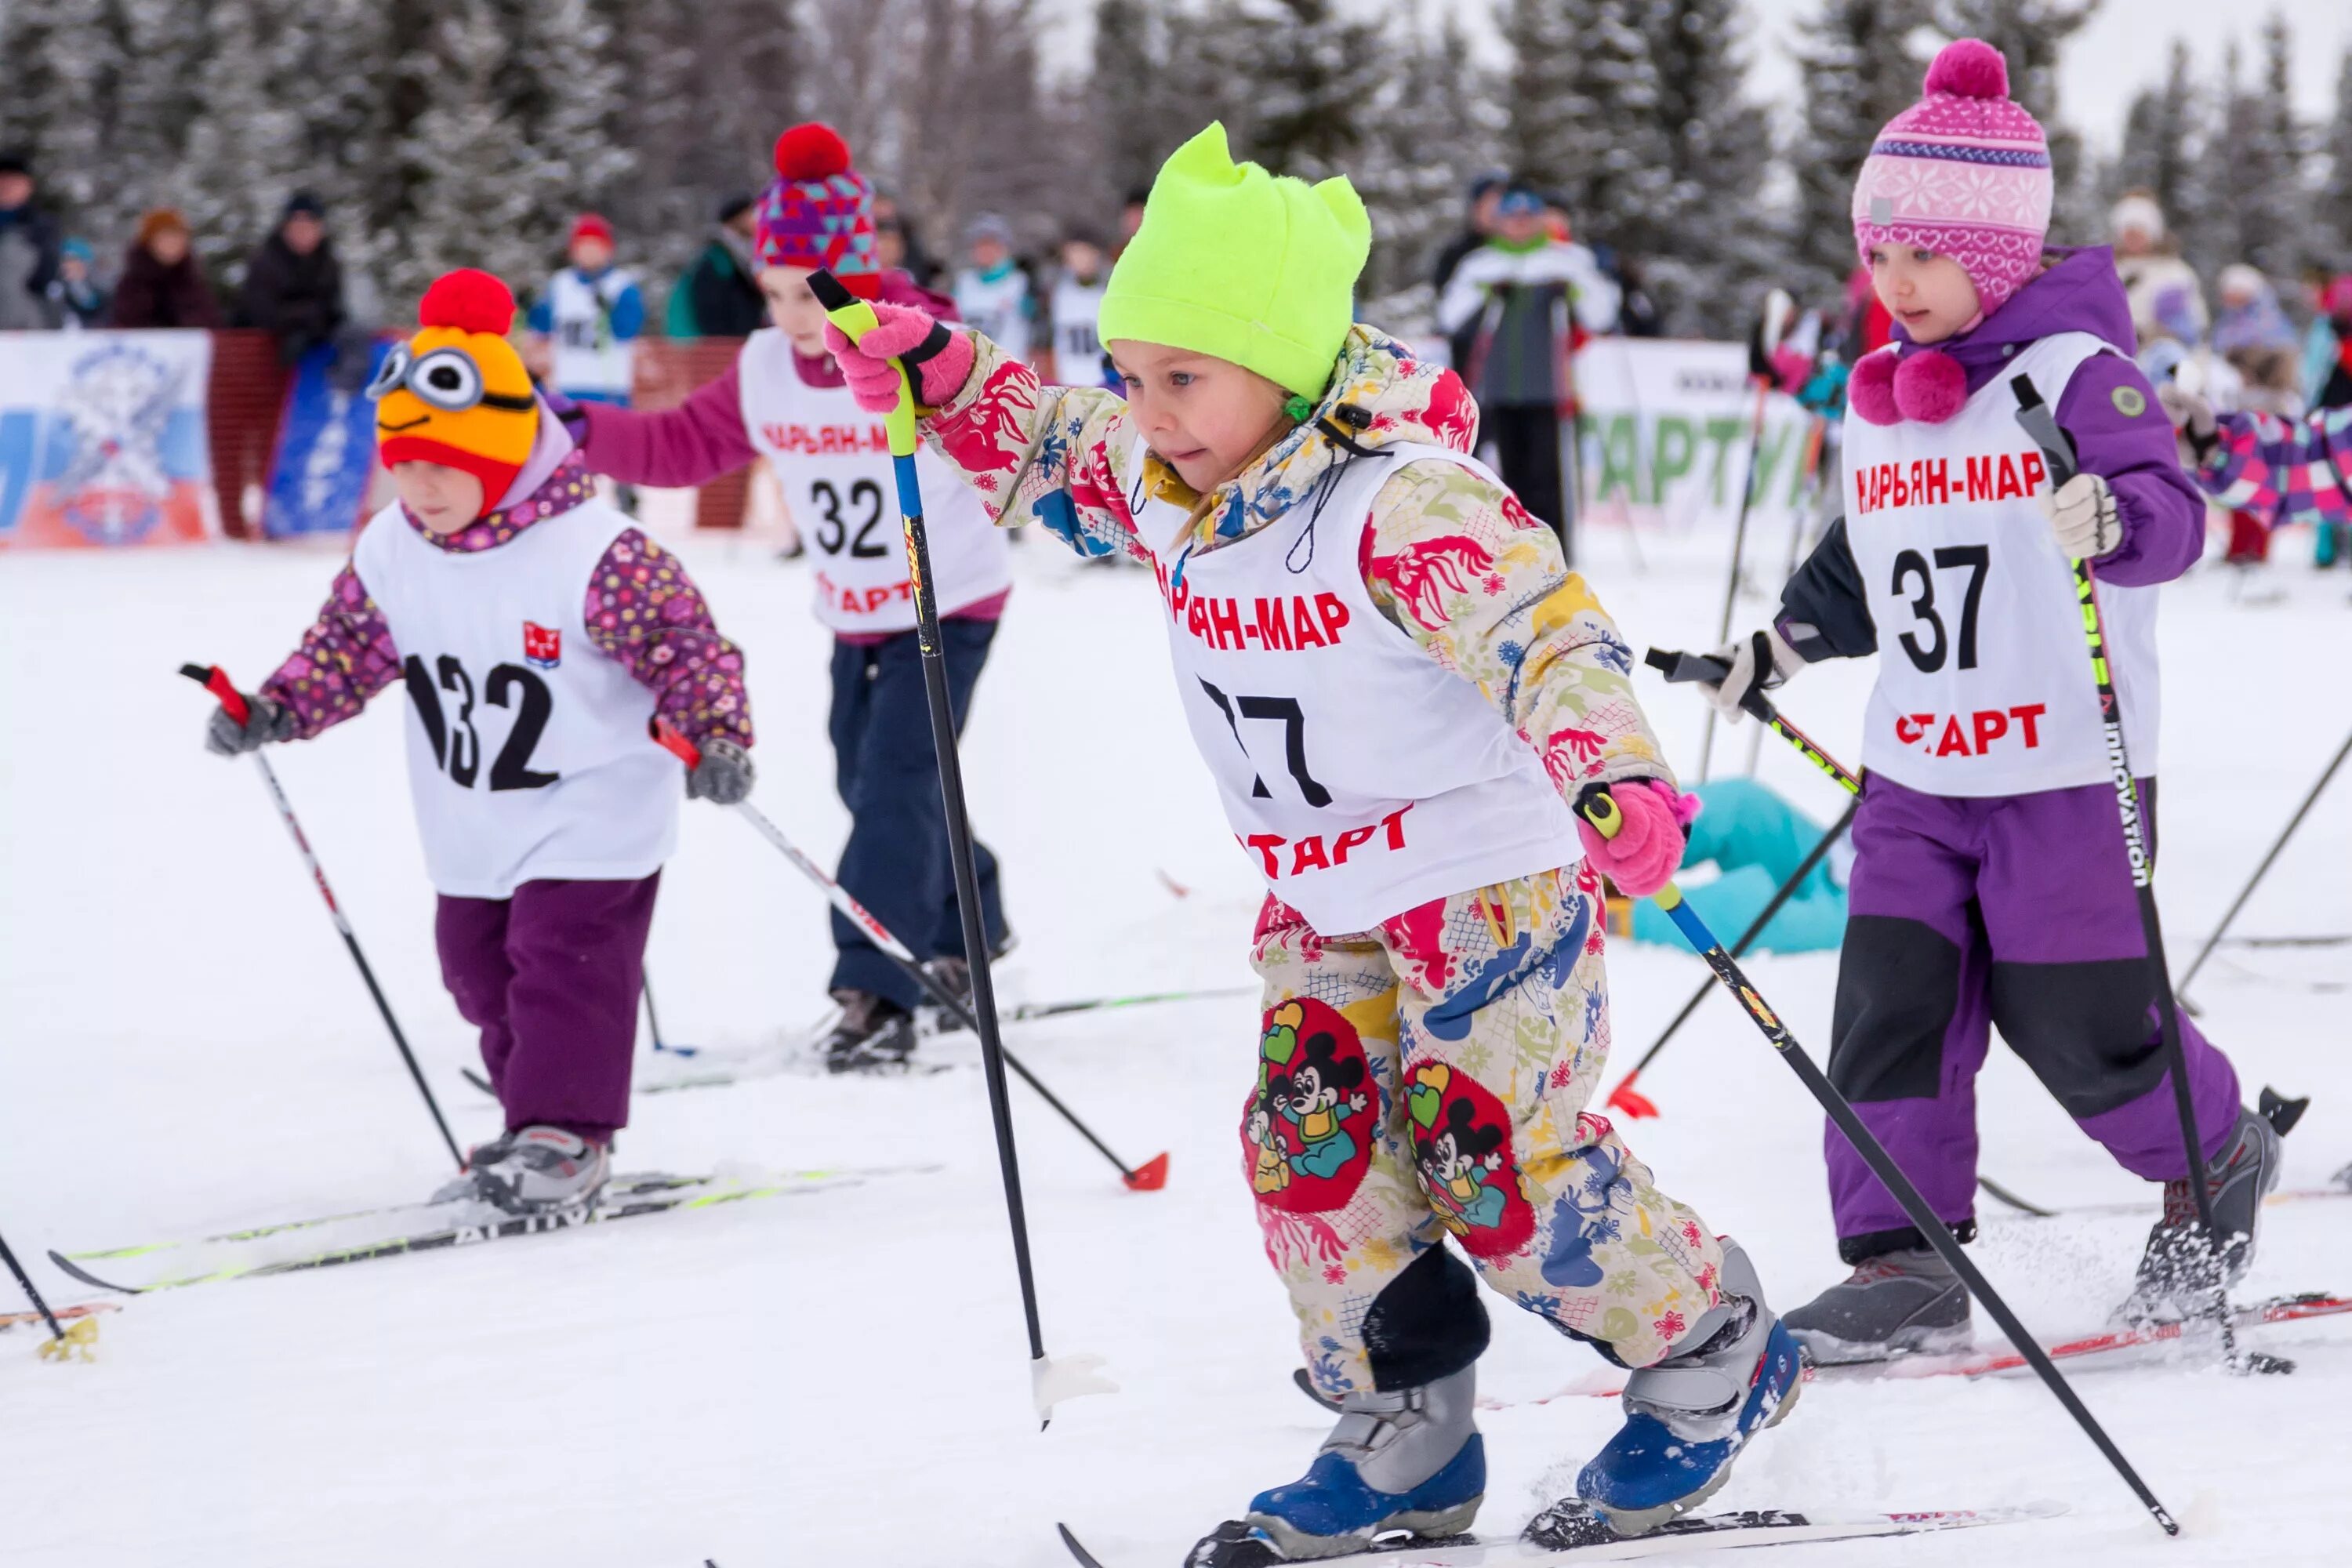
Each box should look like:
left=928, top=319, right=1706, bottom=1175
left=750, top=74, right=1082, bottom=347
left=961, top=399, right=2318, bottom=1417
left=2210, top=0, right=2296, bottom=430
left=434, top=873, right=659, bottom=1144
left=1824, top=776, right=2239, bottom=1260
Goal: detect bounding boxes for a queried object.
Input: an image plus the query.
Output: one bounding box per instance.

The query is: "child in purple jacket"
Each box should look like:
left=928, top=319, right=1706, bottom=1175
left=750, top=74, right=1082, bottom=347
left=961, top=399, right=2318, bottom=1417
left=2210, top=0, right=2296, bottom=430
left=204, top=270, right=755, bottom=1211
left=1697, top=42, right=2277, bottom=1360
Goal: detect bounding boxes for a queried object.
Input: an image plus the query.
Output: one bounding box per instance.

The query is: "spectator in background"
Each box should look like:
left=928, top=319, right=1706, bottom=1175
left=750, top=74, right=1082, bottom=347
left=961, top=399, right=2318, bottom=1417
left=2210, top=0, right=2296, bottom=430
left=529, top=213, right=646, bottom=408
left=0, top=151, right=62, bottom=329
left=1045, top=229, right=1114, bottom=389
left=666, top=194, right=765, bottom=339
left=1430, top=170, right=1507, bottom=296
left=236, top=192, right=345, bottom=361
left=2111, top=190, right=2206, bottom=350
left=47, top=237, right=107, bottom=327
left=1436, top=181, right=1621, bottom=554
left=111, top=209, right=223, bottom=329
left=2212, top=263, right=2302, bottom=413
left=1612, top=255, right=1663, bottom=338
left=953, top=212, right=1033, bottom=365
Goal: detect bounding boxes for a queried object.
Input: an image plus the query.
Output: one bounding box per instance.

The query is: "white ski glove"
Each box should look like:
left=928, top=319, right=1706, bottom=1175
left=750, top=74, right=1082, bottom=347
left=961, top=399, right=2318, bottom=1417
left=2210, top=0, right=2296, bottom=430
left=1699, top=628, right=1805, bottom=724
left=2040, top=471, right=2122, bottom=561
left=2157, top=381, right=2220, bottom=463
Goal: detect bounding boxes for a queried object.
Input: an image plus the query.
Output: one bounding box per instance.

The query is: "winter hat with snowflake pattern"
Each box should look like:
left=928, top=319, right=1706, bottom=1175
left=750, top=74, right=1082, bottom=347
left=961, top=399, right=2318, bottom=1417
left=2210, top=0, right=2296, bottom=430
left=1851, top=38, right=2052, bottom=317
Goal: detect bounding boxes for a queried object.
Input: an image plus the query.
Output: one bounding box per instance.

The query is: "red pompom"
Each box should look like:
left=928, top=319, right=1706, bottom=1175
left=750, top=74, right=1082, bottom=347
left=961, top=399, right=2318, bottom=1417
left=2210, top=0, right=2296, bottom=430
left=418, top=268, right=516, bottom=335
left=1924, top=38, right=2009, bottom=100
left=774, top=122, right=852, bottom=180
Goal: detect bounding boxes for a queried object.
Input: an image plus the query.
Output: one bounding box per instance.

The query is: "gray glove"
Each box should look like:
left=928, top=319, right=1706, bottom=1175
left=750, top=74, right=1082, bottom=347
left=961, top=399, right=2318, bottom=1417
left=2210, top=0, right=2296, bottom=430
left=205, top=692, right=293, bottom=757
left=686, top=735, right=755, bottom=805
left=1699, top=627, right=1804, bottom=724
left=2156, top=381, right=2219, bottom=463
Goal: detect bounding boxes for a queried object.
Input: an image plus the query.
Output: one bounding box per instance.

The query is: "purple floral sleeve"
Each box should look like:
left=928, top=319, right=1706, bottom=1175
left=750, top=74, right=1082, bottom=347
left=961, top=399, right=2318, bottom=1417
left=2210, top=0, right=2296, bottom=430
left=259, top=564, right=403, bottom=739
left=584, top=529, right=754, bottom=747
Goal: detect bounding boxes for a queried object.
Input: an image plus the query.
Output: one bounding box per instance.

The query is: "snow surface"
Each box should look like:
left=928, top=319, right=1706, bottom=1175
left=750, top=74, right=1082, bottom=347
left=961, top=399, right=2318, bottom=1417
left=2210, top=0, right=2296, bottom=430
left=3, top=512, right=2347, bottom=1566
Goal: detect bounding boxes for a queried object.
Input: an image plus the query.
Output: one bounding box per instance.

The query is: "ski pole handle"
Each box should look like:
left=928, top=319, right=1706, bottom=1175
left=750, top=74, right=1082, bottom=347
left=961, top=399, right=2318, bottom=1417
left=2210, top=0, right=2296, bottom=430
left=807, top=268, right=920, bottom=459
left=2010, top=376, right=2078, bottom=486
left=1645, top=645, right=1775, bottom=725
left=180, top=662, right=250, bottom=726
left=1578, top=789, right=1626, bottom=841
left=648, top=716, right=700, bottom=771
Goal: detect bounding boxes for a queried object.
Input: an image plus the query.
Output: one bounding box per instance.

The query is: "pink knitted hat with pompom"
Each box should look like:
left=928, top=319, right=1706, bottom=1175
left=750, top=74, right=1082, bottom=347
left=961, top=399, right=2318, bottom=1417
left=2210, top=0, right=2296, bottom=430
left=1852, top=39, right=2052, bottom=317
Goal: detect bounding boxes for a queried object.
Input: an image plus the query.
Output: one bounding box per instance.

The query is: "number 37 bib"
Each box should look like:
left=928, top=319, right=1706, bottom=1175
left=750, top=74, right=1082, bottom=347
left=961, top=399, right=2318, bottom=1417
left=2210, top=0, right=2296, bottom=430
left=1131, top=438, right=1579, bottom=935
left=1842, top=332, right=2159, bottom=799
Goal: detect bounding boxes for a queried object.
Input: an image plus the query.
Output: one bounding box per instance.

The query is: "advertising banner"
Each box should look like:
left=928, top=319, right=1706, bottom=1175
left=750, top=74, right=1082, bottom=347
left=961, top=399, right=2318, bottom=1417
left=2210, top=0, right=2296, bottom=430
left=263, top=339, right=391, bottom=539
left=0, top=331, right=216, bottom=548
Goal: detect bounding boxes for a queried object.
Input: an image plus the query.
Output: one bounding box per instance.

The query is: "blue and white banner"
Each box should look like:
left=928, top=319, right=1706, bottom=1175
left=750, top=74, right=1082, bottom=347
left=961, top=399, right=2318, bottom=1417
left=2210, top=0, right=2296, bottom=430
left=263, top=339, right=390, bottom=539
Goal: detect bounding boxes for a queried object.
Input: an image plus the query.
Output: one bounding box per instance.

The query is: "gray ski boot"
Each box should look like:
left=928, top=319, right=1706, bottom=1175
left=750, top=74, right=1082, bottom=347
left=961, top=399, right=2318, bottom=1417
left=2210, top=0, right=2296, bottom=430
left=1236, top=1363, right=1485, bottom=1559
left=2118, top=1105, right=2283, bottom=1324
left=470, top=1126, right=610, bottom=1214
left=1783, top=1243, right=1970, bottom=1365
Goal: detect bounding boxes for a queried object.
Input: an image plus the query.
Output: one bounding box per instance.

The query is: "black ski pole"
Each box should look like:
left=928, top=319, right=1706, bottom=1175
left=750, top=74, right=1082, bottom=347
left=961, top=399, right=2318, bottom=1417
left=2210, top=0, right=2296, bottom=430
left=1647, top=646, right=1864, bottom=797
left=2176, top=723, right=2352, bottom=1011
left=651, top=718, right=1168, bottom=1192
left=1579, top=788, right=2181, bottom=1536
left=2010, top=379, right=2283, bottom=1377
left=0, top=1226, right=66, bottom=1345
left=183, top=664, right=465, bottom=1172
left=643, top=971, right=696, bottom=1058
left=1602, top=791, right=1858, bottom=1118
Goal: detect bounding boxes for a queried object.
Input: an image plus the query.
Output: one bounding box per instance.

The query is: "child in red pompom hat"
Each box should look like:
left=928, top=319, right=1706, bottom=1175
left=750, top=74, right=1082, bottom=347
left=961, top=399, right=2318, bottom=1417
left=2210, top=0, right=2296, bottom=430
left=527, top=212, right=645, bottom=410
left=1690, top=38, right=2267, bottom=1359
left=204, top=267, right=757, bottom=1208
left=555, top=122, right=1017, bottom=1073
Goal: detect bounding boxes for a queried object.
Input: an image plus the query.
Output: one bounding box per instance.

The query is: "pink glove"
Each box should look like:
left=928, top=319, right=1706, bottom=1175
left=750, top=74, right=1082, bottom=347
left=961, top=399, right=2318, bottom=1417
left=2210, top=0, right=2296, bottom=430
left=1575, top=779, right=1699, bottom=898
left=820, top=302, right=975, bottom=415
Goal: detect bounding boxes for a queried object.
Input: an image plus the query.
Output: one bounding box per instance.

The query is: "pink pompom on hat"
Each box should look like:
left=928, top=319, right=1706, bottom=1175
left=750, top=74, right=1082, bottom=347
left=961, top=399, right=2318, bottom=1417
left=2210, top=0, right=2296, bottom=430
left=1852, top=38, right=2053, bottom=318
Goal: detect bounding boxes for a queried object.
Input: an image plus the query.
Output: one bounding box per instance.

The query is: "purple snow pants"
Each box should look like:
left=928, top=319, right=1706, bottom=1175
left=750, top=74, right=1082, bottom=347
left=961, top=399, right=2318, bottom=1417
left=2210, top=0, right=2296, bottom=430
left=434, top=873, right=659, bottom=1145
left=1824, top=776, right=2239, bottom=1261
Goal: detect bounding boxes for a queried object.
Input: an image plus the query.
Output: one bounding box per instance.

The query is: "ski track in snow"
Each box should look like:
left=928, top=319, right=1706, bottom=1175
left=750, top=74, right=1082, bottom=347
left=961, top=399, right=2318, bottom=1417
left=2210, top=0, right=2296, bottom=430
left=3, top=517, right=2347, bottom=1566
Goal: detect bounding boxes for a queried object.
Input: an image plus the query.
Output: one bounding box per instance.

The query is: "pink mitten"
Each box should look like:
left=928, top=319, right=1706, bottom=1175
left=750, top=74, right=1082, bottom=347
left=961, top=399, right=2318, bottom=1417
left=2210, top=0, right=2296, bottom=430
left=1575, top=779, right=1700, bottom=898
left=821, top=301, right=974, bottom=414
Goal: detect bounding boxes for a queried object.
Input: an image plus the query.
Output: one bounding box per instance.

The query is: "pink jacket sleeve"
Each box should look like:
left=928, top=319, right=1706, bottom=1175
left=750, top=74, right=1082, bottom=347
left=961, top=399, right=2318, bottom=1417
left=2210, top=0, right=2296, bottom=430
left=575, top=366, right=761, bottom=488
left=258, top=565, right=405, bottom=739
left=583, top=528, right=754, bottom=747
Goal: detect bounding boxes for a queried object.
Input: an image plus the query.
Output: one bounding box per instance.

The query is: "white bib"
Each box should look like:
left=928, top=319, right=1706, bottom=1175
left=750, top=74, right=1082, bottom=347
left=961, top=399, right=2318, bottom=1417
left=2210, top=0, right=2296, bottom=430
left=1050, top=276, right=1106, bottom=379
left=351, top=499, right=679, bottom=898
left=1131, top=439, right=1581, bottom=935
left=954, top=268, right=1033, bottom=361
left=737, top=330, right=1014, bottom=634
left=1842, top=332, right=2160, bottom=797
left=546, top=268, right=638, bottom=399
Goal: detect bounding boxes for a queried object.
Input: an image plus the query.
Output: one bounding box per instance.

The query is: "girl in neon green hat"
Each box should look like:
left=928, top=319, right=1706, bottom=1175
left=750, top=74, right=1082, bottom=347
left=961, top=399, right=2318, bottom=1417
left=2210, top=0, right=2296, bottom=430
left=827, top=123, right=1800, bottom=1553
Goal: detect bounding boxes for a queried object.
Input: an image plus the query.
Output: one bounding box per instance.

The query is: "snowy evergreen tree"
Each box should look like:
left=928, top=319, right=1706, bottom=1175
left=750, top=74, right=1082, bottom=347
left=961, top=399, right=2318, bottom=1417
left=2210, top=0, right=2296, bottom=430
left=2323, top=48, right=2352, bottom=259
left=1637, top=0, right=1784, bottom=336
left=394, top=0, right=540, bottom=305
left=2194, top=19, right=2313, bottom=283
left=1355, top=7, right=1501, bottom=319
left=1788, top=0, right=1930, bottom=303
left=2107, top=39, right=2202, bottom=236
left=1087, top=0, right=1207, bottom=209
left=1209, top=0, right=1384, bottom=183
left=176, top=0, right=315, bottom=275
left=492, top=0, right=633, bottom=269
left=1502, top=0, right=1673, bottom=252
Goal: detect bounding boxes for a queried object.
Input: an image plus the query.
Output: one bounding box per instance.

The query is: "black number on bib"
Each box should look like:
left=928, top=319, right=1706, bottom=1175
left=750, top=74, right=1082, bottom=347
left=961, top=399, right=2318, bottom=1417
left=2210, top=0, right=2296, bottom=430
left=404, top=655, right=561, bottom=792
left=1199, top=680, right=1333, bottom=808
left=812, top=478, right=891, bottom=558
left=1892, top=545, right=1991, bottom=673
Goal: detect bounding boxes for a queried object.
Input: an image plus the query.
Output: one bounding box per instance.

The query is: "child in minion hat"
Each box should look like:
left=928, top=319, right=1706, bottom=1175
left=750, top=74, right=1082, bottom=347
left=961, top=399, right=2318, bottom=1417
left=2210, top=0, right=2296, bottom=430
left=826, top=122, right=1798, bottom=1550
left=203, top=267, right=758, bottom=1213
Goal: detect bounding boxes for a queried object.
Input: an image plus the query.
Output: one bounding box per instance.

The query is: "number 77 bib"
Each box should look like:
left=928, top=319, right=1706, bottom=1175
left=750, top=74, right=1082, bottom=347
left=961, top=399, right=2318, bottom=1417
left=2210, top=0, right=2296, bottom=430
left=1842, top=331, right=2160, bottom=798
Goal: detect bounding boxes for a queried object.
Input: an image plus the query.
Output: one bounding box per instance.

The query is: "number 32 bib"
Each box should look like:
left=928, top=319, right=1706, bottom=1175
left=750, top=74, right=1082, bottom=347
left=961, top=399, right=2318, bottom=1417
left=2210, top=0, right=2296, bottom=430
left=739, top=328, right=1011, bottom=635
left=352, top=497, right=680, bottom=898
left=1842, top=332, right=2159, bottom=798
left=1131, top=438, right=1580, bottom=935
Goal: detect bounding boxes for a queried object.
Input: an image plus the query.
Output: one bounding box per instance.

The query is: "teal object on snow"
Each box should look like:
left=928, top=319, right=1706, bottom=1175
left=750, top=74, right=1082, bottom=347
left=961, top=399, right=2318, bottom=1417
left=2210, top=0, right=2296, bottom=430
left=1630, top=779, right=1847, bottom=954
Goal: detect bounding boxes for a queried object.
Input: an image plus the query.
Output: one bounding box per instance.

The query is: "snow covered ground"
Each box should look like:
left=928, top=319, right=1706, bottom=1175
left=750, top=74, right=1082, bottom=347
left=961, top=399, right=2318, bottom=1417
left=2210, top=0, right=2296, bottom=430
left=3, top=511, right=2347, bottom=1566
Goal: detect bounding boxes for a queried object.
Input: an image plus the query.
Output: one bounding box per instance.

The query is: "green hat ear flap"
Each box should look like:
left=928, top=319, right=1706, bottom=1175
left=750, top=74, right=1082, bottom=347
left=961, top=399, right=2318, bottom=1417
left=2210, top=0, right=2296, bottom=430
left=1166, top=122, right=1245, bottom=190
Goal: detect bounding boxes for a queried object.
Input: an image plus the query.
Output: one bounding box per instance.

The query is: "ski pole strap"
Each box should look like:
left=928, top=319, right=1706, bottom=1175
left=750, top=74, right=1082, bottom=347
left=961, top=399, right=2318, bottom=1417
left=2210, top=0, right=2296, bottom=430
left=807, top=268, right=920, bottom=459
left=180, top=662, right=249, bottom=726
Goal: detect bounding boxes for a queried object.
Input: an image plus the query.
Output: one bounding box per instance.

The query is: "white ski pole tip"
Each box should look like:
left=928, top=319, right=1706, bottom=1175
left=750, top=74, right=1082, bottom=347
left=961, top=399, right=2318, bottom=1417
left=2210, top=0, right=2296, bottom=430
left=1033, top=1351, right=1119, bottom=1419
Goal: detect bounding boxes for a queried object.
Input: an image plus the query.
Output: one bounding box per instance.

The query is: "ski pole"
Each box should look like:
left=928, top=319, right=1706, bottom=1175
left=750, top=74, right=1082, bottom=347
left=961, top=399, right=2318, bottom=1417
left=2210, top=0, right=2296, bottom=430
left=1646, top=646, right=1864, bottom=797
left=2176, top=722, right=2352, bottom=1011
left=651, top=720, right=1167, bottom=1194
left=2010, top=379, right=2282, bottom=1377
left=1577, top=789, right=2180, bottom=1537
left=1745, top=415, right=1831, bottom=778
left=0, top=1225, right=67, bottom=1349
left=642, top=971, right=696, bottom=1057
left=1602, top=791, right=1858, bottom=1118
left=1695, top=295, right=1795, bottom=782
left=181, top=663, right=465, bottom=1172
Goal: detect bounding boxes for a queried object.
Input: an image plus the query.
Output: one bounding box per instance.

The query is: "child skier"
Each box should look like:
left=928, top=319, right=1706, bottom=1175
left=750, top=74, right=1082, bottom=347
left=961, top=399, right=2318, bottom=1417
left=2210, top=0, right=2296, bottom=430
left=204, top=268, right=754, bottom=1210
left=1696, top=41, right=2279, bottom=1359
left=561, top=125, right=1014, bottom=1073
left=825, top=124, right=1801, bottom=1552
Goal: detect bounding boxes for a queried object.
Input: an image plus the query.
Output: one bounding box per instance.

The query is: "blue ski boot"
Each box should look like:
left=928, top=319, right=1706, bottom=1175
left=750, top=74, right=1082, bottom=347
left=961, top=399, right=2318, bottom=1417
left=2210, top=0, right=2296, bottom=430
left=1574, top=1239, right=1802, bottom=1536
left=1236, top=1363, right=1483, bottom=1559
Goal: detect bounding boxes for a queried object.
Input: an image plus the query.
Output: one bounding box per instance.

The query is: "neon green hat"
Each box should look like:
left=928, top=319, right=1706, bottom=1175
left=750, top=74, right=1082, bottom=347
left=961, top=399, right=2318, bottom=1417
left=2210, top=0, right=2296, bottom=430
left=1098, top=123, right=1370, bottom=401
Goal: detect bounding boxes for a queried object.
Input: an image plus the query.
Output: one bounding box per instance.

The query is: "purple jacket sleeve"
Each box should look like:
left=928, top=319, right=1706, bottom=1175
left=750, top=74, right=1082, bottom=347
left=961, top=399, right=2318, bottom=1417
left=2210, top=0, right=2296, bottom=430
left=2056, top=354, right=2207, bottom=586
left=2194, top=405, right=2352, bottom=527
left=583, top=528, right=754, bottom=748
left=575, top=364, right=761, bottom=488
left=258, top=565, right=404, bottom=739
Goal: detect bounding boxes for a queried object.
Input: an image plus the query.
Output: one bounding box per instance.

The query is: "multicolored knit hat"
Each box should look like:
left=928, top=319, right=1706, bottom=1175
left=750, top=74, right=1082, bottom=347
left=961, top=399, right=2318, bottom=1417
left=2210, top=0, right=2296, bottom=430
left=1851, top=39, right=2053, bottom=318
left=755, top=122, right=880, bottom=298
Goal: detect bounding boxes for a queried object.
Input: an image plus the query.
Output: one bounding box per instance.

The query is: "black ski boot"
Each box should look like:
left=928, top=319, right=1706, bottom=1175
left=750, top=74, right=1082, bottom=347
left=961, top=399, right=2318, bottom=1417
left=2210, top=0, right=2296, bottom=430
left=818, top=990, right=917, bottom=1074
left=1782, top=1243, right=1970, bottom=1365
left=2118, top=1105, right=2283, bottom=1323
left=920, top=930, right=1017, bottom=1035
